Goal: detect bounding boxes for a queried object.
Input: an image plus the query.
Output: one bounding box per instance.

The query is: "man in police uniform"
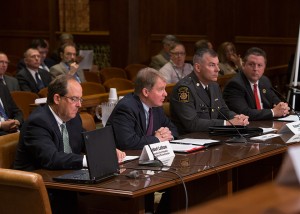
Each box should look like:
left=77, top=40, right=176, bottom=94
left=170, top=48, right=249, bottom=135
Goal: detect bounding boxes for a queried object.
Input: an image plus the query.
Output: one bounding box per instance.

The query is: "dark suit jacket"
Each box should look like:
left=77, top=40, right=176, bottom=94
left=14, top=105, right=85, bottom=171
left=170, top=72, right=236, bottom=134
left=16, top=67, right=52, bottom=93
left=106, top=93, right=178, bottom=150
left=0, top=83, right=23, bottom=135
left=223, top=71, right=281, bottom=120
left=3, top=75, right=20, bottom=91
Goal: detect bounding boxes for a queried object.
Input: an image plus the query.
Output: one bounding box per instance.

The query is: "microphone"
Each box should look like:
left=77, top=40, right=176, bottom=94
left=271, top=87, right=300, bottom=120
left=200, top=104, right=247, bottom=143
left=127, top=112, right=163, bottom=167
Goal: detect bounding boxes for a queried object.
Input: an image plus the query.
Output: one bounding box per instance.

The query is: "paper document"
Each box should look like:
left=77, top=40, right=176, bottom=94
left=79, top=50, right=94, bottom=70
left=260, top=127, right=277, bottom=133
left=276, top=115, right=299, bottom=122
left=122, top=156, right=139, bottom=163
left=250, top=133, right=280, bottom=141
left=171, top=138, right=219, bottom=146
left=170, top=144, right=205, bottom=153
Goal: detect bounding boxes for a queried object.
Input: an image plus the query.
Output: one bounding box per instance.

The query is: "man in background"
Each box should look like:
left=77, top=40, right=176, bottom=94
left=0, top=52, right=20, bottom=91
left=149, top=34, right=179, bottom=70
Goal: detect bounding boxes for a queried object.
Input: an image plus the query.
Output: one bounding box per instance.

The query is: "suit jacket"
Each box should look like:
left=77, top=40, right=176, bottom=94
left=149, top=50, right=170, bottom=71
left=170, top=72, right=236, bottom=134
left=0, top=83, right=23, bottom=135
left=223, top=71, right=281, bottom=120
left=14, top=105, right=85, bottom=171
left=16, top=67, right=52, bottom=93
left=3, top=75, right=20, bottom=91
left=50, top=62, right=86, bottom=82
left=106, top=93, right=178, bottom=150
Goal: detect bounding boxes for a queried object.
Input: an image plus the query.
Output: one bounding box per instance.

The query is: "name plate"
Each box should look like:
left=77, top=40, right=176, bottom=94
left=139, top=141, right=175, bottom=162
left=278, top=121, right=300, bottom=135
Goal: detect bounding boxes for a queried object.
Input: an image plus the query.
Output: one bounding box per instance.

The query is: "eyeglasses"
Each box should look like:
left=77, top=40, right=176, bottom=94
left=0, top=61, right=9, bottom=65
left=170, top=52, right=186, bottom=57
left=63, top=96, right=83, bottom=104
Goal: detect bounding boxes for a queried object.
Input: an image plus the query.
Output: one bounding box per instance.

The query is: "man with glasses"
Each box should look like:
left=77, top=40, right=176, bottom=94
left=223, top=47, right=289, bottom=120
left=14, top=74, right=125, bottom=213
left=16, top=48, right=52, bottom=93
left=159, top=42, right=193, bottom=84
left=50, top=43, right=86, bottom=83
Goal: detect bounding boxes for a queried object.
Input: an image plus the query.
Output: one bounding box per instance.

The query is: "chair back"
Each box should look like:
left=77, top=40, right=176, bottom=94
left=38, top=87, right=48, bottom=98
left=124, top=64, right=147, bottom=81
left=83, top=70, right=101, bottom=83
left=0, top=168, right=52, bottom=214
left=217, top=73, right=236, bottom=92
left=11, top=91, right=39, bottom=120
left=99, top=67, right=127, bottom=83
left=80, top=112, right=96, bottom=131
left=81, top=82, right=106, bottom=96
left=103, top=78, right=134, bottom=92
left=0, top=132, right=19, bottom=168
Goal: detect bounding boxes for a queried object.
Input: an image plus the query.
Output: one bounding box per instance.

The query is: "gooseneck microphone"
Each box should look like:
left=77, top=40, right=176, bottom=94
left=200, top=105, right=247, bottom=143
left=271, top=87, right=300, bottom=121
left=127, top=112, right=163, bottom=167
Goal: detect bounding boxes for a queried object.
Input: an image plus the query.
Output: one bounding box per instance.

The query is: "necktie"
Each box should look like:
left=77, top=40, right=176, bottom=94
left=0, top=78, right=4, bottom=85
left=253, top=84, right=262, bottom=110
left=205, top=86, right=210, bottom=99
left=60, top=123, right=72, bottom=153
left=146, top=108, right=153, bottom=136
left=0, top=102, right=8, bottom=120
left=35, top=72, right=45, bottom=90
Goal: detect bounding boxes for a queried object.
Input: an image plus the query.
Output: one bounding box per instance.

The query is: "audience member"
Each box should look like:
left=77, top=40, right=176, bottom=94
left=223, top=47, right=290, bottom=120
left=0, top=52, right=20, bottom=91
left=217, top=42, right=243, bottom=75
left=107, top=67, right=178, bottom=150
left=194, top=39, right=214, bottom=52
left=149, top=35, right=179, bottom=70
left=0, top=83, right=23, bottom=135
left=51, top=33, right=74, bottom=64
left=170, top=48, right=249, bottom=134
left=159, top=42, right=193, bottom=84
left=16, top=48, right=52, bottom=93
left=50, top=43, right=86, bottom=83
left=17, top=39, right=56, bottom=72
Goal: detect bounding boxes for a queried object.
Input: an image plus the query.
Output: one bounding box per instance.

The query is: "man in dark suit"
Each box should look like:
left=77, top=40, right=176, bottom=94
left=223, top=47, right=289, bottom=120
left=17, top=39, right=56, bottom=72
left=16, top=48, right=52, bottom=93
left=0, top=83, right=23, bottom=135
left=0, top=52, right=20, bottom=91
left=170, top=48, right=249, bottom=135
left=107, top=67, right=178, bottom=150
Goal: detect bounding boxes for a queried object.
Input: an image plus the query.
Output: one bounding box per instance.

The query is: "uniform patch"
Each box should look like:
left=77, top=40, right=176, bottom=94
left=178, top=87, right=189, bottom=102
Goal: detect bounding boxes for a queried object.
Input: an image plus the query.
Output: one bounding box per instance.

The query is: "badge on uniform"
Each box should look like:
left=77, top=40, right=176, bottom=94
left=178, top=87, right=189, bottom=102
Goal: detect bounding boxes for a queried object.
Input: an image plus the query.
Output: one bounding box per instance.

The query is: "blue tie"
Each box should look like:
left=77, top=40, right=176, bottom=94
left=35, top=72, right=45, bottom=90
left=0, top=102, right=8, bottom=120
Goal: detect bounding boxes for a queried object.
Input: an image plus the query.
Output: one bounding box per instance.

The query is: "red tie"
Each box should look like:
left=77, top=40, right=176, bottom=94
left=253, top=84, right=261, bottom=110
left=146, top=108, right=153, bottom=136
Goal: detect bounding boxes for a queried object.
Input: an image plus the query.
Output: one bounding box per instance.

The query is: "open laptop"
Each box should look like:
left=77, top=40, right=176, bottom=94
left=53, top=126, right=120, bottom=184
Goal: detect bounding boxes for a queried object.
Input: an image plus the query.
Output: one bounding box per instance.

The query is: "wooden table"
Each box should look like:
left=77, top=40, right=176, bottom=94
left=180, top=182, right=300, bottom=214
left=36, top=120, right=292, bottom=213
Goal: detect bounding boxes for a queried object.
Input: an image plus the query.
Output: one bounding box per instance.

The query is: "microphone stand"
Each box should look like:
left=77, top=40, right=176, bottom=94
left=201, top=105, right=247, bottom=143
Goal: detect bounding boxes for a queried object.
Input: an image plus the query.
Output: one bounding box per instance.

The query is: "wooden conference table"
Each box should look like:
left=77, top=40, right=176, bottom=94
left=36, top=120, right=293, bottom=213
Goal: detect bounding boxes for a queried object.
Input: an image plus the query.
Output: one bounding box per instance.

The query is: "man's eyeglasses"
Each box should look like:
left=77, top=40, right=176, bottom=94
left=170, top=52, right=186, bottom=57
left=63, top=96, right=83, bottom=104
left=0, top=61, right=9, bottom=65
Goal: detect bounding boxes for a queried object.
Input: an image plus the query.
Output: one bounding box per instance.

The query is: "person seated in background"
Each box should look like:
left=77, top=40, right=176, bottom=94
left=217, top=41, right=243, bottom=75
left=0, top=52, right=20, bottom=91
left=14, top=75, right=125, bottom=213
left=50, top=43, right=86, bottom=83
left=159, top=42, right=193, bottom=84
left=170, top=48, right=249, bottom=135
left=223, top=47, right=290, bottom=121
left=149, top=34, right=179, bottom=70
left=0, top=83, right=23, bottom=135
left=194, top=39, right=214, bottom=52
left=16, top=48, right=52, bottom=93
left=17, top=38, right=56, bottom=72
left=106, top=67, right=178, bottom=150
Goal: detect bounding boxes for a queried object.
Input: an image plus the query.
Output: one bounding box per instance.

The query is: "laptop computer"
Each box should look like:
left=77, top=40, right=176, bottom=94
left=53, top=126, right=120, bottom=184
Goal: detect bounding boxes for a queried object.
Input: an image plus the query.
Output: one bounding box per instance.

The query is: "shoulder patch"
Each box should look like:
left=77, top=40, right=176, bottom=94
left=178, top=86, right=189, bottom=102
